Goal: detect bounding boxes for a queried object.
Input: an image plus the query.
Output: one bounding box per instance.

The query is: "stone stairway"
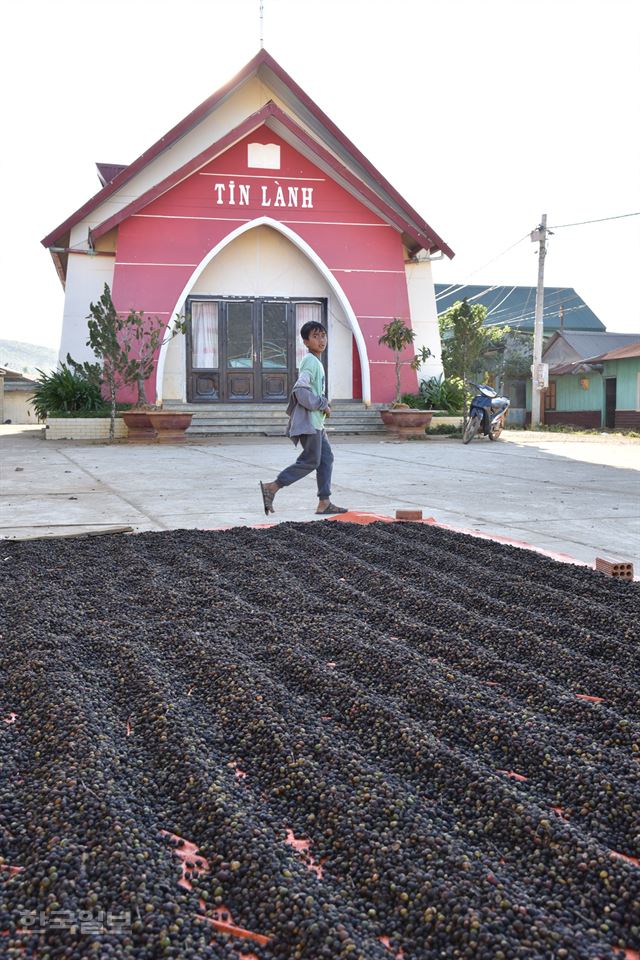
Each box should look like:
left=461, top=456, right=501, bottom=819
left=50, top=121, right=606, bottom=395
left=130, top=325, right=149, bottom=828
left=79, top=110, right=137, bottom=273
left=162, top=400, right=387, bottom=436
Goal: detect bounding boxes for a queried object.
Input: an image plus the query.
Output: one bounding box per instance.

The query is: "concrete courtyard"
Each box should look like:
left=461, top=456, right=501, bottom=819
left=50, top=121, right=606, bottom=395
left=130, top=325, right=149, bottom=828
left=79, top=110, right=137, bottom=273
left=1, top=425, right=638, bottom=569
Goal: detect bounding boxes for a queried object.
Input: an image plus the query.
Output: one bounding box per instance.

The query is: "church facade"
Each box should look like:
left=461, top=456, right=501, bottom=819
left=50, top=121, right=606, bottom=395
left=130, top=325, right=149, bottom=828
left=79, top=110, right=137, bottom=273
left=42, top=50, right=453, bottom=407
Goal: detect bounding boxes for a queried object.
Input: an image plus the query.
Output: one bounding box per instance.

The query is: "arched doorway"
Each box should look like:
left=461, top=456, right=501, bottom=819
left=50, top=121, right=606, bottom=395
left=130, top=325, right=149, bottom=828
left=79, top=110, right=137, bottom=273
left=156, top=217, right=370, bottom=404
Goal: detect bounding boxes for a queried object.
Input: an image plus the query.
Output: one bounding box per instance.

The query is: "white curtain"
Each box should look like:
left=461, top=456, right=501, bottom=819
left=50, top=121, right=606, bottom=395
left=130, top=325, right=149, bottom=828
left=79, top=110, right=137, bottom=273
left=295, top=302, right=323, bottom=367
left=191, top=301, right=219, bottom=368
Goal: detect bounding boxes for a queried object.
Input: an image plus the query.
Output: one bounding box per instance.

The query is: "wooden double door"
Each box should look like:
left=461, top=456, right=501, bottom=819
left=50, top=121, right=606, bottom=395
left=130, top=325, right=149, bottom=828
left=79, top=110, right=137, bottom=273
left=186, top=297, right=326, bottom=403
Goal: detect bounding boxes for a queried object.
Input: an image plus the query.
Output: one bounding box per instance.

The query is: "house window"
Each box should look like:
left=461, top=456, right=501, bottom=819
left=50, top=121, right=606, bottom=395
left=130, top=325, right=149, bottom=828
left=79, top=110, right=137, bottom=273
left=545, top=380, right=557, bottom=411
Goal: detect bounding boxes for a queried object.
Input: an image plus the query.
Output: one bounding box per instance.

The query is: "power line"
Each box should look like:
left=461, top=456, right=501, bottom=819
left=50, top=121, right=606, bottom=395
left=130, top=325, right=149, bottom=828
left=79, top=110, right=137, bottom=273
left=550, top=211, right=640, bottom=229
left=434, top=233, right=529, bottom=301
left=485, top=285, right=518, bottom=318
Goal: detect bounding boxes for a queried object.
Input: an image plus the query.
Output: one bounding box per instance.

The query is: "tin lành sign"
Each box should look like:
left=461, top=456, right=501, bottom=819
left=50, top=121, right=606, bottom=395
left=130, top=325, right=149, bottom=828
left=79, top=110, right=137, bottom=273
left=212, top=180, right=315, bottom=209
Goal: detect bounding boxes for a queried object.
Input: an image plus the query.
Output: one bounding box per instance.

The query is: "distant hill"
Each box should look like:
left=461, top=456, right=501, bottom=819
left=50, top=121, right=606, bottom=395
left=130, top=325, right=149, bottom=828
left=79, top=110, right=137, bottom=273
left=0, top=339, right=57, bottom=378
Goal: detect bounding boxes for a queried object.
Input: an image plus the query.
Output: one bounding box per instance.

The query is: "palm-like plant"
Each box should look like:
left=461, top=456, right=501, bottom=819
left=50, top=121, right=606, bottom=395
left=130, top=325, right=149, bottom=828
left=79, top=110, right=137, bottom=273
left=31, top=362, right=104, bottom=420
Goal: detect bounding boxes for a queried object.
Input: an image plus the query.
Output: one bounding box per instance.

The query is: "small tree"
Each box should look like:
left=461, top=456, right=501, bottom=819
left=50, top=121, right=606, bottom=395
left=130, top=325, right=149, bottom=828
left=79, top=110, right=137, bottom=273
left=502, top=331, right=534, bottom=378
left=438, top=299, right=509, bottom=418
left=378, top=318, right=432, bottom=406
left=86, top=284, right=186, bottom=440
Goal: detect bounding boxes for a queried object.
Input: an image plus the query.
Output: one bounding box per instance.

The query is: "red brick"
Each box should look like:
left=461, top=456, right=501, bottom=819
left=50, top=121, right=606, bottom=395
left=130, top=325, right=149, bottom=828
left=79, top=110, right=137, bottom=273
left=595, top=557, right=634, bottom=580
left=395, top=509, right=423, bottom=521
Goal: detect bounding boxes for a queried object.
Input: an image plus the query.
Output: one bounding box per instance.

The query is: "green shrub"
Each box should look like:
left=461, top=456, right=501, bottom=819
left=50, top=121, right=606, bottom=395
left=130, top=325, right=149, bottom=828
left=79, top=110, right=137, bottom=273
left=427, top=423, right=463, bottom=436
left=46, top=405, right=131, bottom=419
left=31, top=362, right=104, bottom=419
left=400, top=392, right=427, bottom=409
left=418, top=375, right=465, bottom=414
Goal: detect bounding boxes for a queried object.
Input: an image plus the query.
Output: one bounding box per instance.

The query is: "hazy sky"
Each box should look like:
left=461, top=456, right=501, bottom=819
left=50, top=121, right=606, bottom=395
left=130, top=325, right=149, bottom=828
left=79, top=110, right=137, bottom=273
left=2, top=0, right=639, bottom=348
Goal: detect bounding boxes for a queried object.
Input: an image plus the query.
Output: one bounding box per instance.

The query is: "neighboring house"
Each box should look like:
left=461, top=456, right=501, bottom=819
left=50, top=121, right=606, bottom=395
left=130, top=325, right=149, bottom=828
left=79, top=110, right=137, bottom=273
left=595, top=340, right=640, bottom=430
left=0, top=368, right=37, bottom=424
left=435, top=286, right=605, bottom=424
left=526, top=331, right=640, bottom=428
left=434, top=285, right=605, bottom=333
left=42, top=49, right=453, bottom=409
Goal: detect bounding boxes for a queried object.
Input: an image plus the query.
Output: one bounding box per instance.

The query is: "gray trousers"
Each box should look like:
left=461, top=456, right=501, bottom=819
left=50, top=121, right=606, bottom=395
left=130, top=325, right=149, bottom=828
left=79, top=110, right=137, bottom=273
left=276, top=430, right=333, bottom=499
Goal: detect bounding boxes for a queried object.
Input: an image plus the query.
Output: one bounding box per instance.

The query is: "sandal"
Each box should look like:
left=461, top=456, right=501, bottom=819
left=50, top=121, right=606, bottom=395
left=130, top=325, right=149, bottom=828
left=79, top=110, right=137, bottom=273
left=316, top=502, right=348, bottom=515
left=259, top=481, right=276, bottom=516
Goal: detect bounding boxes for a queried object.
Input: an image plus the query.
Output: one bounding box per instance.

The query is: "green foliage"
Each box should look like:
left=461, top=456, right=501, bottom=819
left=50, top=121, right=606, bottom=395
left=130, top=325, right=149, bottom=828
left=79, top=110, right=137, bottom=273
left=86, top=284, right=187, bottom=440
left=427, top=422, right=463, bottom=435
left=378, top=318, right=431, bottom=404
left=399, top=392, right=426, bottom=409
left=378, top=318, right=416, bottom=354
left=503, top=332, right=534, bottom=378
left=438, top=300, right=510, bottom=413
left=419, top=374, right=465, bottom=413
left=46, top=404, right=132, bottom=419
left=401, top=376, right=465, bottom=413
left=31, top=362, right=104, bottom=420
left=87, top=284, right=187, bottom=403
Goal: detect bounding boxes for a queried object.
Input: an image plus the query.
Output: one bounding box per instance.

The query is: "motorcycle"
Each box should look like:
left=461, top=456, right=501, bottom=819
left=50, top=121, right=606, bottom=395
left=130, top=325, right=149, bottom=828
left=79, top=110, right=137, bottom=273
left=462, top=382, right=510, bottom=444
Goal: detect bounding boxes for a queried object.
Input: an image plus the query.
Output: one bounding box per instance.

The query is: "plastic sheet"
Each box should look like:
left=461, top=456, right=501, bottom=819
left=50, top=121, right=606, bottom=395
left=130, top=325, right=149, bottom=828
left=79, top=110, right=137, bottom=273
left=161, top=830, right=270, bottom=948
left=284, top=829, right=325, bottom=879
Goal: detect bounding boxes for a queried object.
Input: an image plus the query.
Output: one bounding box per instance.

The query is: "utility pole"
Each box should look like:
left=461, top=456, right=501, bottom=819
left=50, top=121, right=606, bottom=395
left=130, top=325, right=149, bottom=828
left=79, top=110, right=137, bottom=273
left=530, top=214, right=548, bottom=427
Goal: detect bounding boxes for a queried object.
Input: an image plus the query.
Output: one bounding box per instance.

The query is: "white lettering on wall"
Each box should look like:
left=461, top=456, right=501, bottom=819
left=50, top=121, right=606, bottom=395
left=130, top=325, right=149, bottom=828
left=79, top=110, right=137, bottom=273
left=213, top=182, right=315, bottom=209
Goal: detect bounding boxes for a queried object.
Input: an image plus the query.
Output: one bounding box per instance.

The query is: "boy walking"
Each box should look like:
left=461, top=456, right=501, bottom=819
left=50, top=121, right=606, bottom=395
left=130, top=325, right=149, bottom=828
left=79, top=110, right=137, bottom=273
left=259, top=321, right=348, bottom=516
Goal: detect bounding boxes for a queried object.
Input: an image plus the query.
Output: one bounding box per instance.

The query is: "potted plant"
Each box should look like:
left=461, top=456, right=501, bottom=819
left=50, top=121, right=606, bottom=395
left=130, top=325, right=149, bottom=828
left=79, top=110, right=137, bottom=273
left=86, top=285, right=190, bottom=442
left=378, top=318, right=434, bottom=437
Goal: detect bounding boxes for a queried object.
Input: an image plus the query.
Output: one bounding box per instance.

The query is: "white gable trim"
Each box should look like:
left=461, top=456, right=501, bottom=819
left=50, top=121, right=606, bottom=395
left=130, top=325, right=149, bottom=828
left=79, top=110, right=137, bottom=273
left=156, top=215, right=371, bottom=404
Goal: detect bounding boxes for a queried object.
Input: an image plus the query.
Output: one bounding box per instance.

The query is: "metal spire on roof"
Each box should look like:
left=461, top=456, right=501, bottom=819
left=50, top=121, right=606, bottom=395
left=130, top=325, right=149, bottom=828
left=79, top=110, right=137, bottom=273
left=259, top=0, right=264, bottom=48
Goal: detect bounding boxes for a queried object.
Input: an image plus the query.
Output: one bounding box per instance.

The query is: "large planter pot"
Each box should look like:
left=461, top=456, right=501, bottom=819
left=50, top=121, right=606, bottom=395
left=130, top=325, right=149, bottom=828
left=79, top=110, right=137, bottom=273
left=147, top=410, right=193, bottom=443
left=380, top=408, right=433, bottom=438
left=121, top=410, right=157, bottom=443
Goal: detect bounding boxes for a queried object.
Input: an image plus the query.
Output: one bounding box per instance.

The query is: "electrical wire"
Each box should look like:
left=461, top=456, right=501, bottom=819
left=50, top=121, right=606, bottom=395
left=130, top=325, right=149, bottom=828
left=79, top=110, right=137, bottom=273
left=434, top=232, right=529, bottom=301
left=485, top=285, right=518, bottom=318
left=550, top=211, right=640, bottom=229
left=483, top=302, right=594, bottom=328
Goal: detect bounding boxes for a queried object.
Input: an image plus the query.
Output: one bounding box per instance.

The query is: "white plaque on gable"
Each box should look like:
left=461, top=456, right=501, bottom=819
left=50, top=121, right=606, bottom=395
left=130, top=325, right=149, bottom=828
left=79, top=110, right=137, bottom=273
left=248, top=142, right=281, bottom=169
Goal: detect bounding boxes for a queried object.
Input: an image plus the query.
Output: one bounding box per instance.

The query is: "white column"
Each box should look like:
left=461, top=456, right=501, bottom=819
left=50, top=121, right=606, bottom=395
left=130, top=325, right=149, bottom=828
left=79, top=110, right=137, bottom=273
left=404, top=259, right=444, bottom=382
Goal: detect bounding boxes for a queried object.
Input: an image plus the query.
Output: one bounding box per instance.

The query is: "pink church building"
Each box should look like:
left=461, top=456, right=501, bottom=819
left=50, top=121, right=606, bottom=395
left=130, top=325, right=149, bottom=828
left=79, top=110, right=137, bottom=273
left=42, top=50, right=453, bottom=411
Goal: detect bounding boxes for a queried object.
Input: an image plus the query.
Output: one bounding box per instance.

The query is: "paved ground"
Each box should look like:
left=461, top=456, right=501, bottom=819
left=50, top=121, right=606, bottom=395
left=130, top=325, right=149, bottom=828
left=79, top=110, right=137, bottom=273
left=1, top=424, right=638, bottom=568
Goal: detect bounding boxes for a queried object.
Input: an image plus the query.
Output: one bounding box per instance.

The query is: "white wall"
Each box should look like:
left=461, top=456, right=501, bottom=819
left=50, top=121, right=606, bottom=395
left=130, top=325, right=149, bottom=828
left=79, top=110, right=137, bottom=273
left=58, top=254, right=115, bottom=365
left=163, top=225, right=353, bottom=401
left=405, top=259, right=444, bottom=383
left=2, top=387, right=37, bottom=424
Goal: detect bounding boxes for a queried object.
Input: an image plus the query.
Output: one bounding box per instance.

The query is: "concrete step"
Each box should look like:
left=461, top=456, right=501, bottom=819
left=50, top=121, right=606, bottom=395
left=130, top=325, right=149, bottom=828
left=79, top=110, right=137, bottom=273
left=186, top=418, right=387, bottom=436
left=165, top=399, right=388, bottom=436
left=187, top=414, right=382, bottom=425
left=164, top=401, right=385, bottom=413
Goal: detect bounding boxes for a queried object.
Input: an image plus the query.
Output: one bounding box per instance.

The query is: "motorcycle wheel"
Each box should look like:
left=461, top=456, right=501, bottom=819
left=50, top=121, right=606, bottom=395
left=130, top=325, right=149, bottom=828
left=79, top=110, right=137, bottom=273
left=462, top=414, right=482, bottom=444
left=489, top=418, right=504, bottom=441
